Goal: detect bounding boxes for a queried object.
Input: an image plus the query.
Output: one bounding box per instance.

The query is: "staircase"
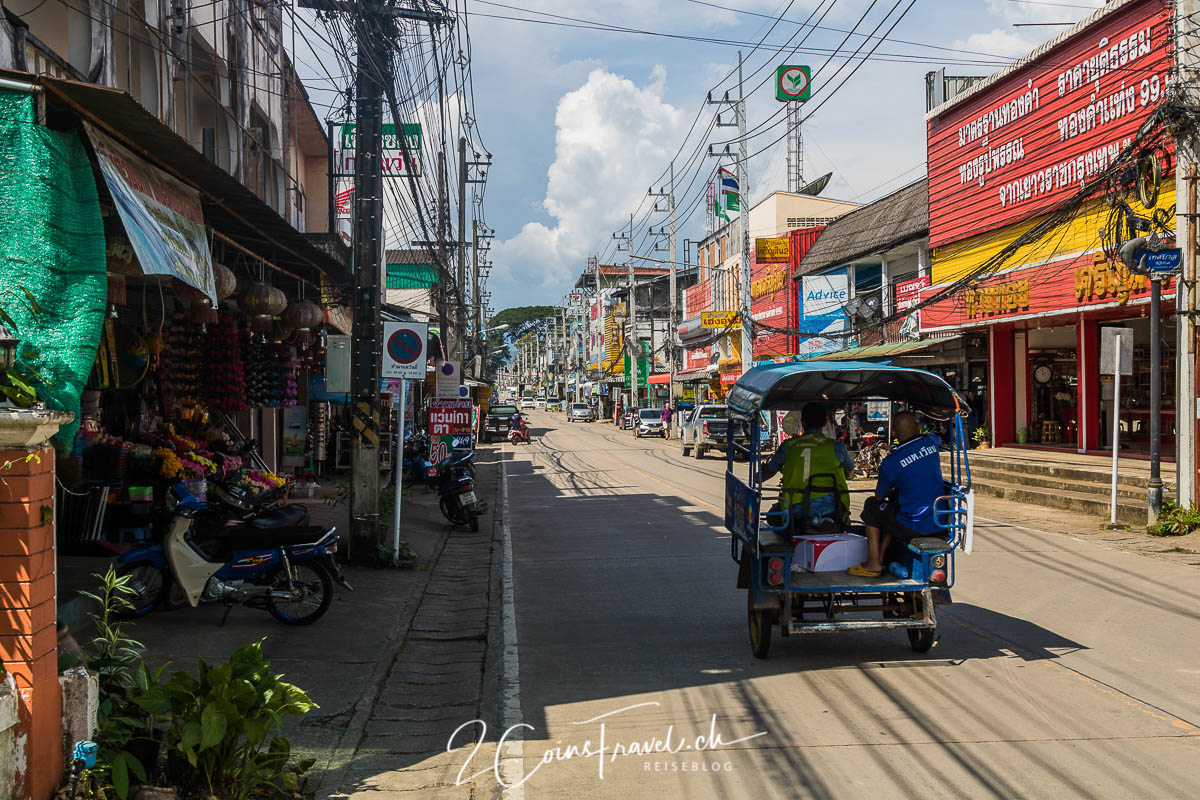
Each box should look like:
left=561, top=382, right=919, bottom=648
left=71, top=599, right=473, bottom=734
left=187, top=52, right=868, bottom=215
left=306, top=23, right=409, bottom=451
left=942, top=448, right=1172, bottom=525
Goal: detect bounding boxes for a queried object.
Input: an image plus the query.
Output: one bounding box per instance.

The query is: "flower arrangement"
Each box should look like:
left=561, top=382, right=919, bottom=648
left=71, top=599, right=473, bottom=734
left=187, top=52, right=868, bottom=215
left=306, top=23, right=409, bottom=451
left=184, top=451, right=219, bottom=475
left=154, top=447, right=183, bottom=480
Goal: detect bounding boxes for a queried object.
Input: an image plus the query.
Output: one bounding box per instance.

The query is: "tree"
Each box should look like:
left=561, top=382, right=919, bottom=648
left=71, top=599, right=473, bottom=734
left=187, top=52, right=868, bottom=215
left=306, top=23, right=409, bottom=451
left=488, top=305, right=558, bottom=344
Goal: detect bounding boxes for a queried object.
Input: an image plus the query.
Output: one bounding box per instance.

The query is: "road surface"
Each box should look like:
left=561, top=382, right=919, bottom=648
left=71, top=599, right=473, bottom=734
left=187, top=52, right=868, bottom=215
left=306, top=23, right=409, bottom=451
left=484, top=410, right=1200, bottom=799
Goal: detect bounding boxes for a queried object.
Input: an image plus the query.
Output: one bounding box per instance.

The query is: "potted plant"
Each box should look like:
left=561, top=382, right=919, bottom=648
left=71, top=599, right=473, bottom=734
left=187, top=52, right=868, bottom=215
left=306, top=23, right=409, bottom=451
left=1016, top=427, right=1028, bottom=444
left=972, top=425, right=990, bottom=449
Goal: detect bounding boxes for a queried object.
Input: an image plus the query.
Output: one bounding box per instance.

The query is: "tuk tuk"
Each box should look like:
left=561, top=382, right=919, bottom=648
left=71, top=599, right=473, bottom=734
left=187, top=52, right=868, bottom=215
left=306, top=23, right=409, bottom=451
left=723, top=362, right=973, bottom=658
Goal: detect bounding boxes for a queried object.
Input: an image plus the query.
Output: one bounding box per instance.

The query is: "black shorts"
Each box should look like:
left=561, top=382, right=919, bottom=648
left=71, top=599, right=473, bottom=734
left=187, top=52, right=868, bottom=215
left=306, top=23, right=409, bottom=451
left=861, top=496, right=924, bottom=543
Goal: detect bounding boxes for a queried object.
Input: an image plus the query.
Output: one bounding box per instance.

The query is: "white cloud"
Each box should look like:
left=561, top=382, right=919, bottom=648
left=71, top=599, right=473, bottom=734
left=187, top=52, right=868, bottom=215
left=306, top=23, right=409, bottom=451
left=956, top=0, right=1105, bottom=60
left=490, top=66, right=688, bottom=301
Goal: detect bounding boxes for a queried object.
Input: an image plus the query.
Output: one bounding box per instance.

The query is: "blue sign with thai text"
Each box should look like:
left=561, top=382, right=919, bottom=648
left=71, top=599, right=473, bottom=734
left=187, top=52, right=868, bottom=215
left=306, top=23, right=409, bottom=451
left=1142, top=248, right=1181, bottom=273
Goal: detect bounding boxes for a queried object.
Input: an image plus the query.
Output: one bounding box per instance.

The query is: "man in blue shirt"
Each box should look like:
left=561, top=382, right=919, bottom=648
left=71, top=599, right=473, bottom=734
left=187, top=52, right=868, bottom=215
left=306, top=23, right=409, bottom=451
left=848, top=411, right=946, bottom=577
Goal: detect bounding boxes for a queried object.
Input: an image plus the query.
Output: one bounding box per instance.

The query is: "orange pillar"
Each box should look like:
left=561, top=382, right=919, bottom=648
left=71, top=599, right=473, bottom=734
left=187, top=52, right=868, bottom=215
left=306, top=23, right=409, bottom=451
left=0, top=443, right=62, bottom=799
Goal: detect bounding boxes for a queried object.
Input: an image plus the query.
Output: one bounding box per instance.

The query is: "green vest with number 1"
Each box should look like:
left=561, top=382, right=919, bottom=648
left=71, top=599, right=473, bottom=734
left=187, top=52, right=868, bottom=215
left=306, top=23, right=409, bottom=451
left=781, top=432, right=849, bottom=512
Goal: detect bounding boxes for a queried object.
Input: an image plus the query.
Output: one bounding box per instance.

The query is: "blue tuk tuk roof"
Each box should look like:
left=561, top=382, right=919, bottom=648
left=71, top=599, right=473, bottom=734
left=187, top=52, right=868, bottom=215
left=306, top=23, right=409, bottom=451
left=726, top=361, right=963, bottom=420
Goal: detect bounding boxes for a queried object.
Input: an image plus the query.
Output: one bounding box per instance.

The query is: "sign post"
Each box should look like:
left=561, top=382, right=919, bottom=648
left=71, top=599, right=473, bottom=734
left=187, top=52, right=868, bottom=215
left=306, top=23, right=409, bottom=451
left=774, top=65, right=811, bottom=101
left=1101, top=326, right=1134, bottom=527
left=382, top=321, right=428, bottom=553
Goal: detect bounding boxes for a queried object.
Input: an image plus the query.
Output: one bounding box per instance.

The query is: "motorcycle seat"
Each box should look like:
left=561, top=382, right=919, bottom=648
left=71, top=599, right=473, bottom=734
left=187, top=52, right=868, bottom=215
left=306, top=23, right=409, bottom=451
left=226, top=525, right=331, bottom=550
left=248, top=505, right=309, bottom=529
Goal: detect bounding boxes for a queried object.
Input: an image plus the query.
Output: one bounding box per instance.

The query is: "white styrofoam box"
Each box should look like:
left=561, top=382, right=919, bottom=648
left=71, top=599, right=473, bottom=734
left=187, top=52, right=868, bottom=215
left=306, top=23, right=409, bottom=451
left=793, top=533, right=869, bottom=572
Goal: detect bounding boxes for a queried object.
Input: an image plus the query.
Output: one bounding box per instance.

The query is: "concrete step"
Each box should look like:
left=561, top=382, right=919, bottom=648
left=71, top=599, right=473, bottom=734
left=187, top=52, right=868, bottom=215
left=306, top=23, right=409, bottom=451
left=963, top=465, right=1154, bottom=502
left=941, top=452, right=1171, bottom=492
left=968, top=476, right=1148, bottom=526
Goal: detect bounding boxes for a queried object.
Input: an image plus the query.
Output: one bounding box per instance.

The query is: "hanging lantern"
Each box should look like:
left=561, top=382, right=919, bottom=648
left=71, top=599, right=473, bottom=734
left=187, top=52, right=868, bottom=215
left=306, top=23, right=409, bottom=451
left=213, top=264, right=236, bottom=302
left=270, top=318, right=295, bottom=344
left=282, top=299, right=321, bottom=347
left=176, top=281, right=217, bottom=325
left=241, top=282, right=287, bottom=332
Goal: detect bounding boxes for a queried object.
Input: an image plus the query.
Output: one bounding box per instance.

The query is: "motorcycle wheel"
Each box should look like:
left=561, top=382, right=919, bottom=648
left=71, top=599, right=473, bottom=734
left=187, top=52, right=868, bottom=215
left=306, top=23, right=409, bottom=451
left=440, top=496, right=469, bottom=525
left=266, top=561, right=333, bottom=625
left=468, top=510, right=480, bottom=532
left=113, top=562, right=166, bottom=618
left=402, top=467, right=419, bottom=489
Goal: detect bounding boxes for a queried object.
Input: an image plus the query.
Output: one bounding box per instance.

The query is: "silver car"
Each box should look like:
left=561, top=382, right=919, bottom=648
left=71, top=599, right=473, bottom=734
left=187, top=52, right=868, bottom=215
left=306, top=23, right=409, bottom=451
left=635, top=408, right=666, bottom=438
left=567, top=402, right=595, bottom=422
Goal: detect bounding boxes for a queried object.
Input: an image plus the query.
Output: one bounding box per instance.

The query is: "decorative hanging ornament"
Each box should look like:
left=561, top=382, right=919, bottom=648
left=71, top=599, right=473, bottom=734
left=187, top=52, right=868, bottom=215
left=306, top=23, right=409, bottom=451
left=213, top=263, right=236, bottom=301
left=176, top=281, right=217, bottom=325
left=282, top=299, right=322, bottom=347
left=241, top=282, right=287, bottom=332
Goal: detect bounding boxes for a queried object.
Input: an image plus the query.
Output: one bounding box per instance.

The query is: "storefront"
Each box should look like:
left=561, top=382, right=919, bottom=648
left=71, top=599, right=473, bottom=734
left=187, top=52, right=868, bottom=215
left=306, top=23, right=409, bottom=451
left=921, top=0, right=1176, bottom=455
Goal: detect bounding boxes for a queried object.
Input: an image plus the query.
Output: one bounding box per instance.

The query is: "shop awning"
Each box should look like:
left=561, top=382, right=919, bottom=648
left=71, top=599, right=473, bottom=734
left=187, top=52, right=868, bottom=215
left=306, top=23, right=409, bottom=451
left=676, top=367, right=714, bottom=381
left=802, top=336, right=959, bottom=362
left=37, top=76, right=351, bottom=287
left=647, top=373, right=671, bottom=385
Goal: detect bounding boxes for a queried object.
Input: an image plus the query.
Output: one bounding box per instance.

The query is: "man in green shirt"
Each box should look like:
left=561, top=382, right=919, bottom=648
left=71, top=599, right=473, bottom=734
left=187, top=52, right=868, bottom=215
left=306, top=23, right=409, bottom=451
left=762, top=402, right=854, bottom=529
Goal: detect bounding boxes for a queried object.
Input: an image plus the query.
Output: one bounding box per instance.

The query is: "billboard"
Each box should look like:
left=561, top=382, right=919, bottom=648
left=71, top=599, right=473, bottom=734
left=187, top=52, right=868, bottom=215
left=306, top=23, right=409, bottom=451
left=750, top=247, right=792, bottom=358
left=754, top=237, right=790, bottom=263
left=799, top=270, right=849, bottom=356
left=926, top=0, right=1171, bottom=248
left=334, top=122, right=423, bottom=178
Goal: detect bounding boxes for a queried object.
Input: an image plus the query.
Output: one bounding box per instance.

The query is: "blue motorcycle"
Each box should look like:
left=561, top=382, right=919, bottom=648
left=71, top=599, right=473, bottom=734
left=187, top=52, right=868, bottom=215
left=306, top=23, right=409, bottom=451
left=115, top=483, right=346, bottom=625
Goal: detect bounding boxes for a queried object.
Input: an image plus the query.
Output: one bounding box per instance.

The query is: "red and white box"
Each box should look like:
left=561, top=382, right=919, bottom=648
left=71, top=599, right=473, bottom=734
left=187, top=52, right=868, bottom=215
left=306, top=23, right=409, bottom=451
left=792, top=533, right=868, bottom=572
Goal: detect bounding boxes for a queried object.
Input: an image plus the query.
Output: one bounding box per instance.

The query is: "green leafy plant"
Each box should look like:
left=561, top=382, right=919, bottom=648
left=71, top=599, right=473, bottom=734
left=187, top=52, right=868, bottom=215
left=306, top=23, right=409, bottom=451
left=80, top=567, right=169, bottom=799
left=161, top=640, right=316, bottom=799
left=971, top=426, right=990, bottom=446
left=1148, top=501, right=1200, bottom=536
left=367, top=542, right=416, bottom=568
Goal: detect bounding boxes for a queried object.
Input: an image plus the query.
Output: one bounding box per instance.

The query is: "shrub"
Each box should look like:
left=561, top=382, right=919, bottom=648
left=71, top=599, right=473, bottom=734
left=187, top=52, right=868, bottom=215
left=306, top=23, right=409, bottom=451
left=1147, top=501, right=1200, bottom=537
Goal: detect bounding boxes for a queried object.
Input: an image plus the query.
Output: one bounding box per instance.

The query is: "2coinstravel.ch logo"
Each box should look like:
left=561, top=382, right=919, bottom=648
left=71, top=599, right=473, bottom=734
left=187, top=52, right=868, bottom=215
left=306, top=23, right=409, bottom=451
left=448, top=702, right=767, bottom=789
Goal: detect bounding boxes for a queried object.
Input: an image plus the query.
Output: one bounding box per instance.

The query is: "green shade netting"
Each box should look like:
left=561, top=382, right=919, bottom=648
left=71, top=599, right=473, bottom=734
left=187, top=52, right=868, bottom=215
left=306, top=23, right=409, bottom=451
left=0, top=88, right=106, bottom=444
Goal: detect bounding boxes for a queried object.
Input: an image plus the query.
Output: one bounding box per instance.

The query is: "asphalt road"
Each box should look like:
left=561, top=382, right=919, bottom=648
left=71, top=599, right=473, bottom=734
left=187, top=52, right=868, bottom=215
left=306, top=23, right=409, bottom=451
left=488, top=410, right=1200, bottom=800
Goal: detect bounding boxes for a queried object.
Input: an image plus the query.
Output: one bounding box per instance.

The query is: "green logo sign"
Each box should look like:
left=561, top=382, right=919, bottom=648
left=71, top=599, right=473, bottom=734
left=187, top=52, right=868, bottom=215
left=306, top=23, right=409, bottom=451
left=775, top=65, right=811, bottom=102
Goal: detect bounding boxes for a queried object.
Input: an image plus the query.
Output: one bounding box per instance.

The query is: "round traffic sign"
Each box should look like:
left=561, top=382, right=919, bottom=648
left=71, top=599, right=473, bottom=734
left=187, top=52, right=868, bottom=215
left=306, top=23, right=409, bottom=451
left=778, top=66, right=809, bottom=99
left=387, top=328, right=424, bottom=365
left=440, top=361, right=456, bottom=376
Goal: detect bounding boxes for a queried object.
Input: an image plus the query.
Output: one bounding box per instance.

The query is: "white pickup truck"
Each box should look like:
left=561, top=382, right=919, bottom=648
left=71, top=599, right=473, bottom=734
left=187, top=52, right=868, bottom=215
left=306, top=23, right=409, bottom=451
left=679, top=404, right=747, bottom=458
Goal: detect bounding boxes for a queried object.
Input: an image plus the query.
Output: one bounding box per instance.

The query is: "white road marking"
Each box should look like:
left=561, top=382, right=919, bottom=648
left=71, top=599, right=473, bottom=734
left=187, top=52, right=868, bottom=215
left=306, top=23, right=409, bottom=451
left=499, top=447, right=525, bottom=798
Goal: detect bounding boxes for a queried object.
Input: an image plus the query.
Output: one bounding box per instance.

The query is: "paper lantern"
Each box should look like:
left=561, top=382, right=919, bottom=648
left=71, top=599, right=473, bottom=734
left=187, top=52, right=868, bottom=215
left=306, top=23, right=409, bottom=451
left=283, top=300, right=321, bottom=331
left=242, top=282, right=287, bottom=332
left=213, top=264, right=236, bottom=301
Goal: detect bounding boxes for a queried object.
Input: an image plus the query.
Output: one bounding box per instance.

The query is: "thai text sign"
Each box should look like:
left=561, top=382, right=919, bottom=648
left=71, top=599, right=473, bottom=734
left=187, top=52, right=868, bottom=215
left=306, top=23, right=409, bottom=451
left=335, top=122, right=423, bottom=177
left=926, top=0, right=1172, bottom=248
left=919, top=250, right=1170, bottom=330
left=754, top=237, right=791, bottom=264
left=701, top=311, right=738, bottom=329
left=429, top=398, right=473, bottom=436
left=86, top=123, right=216, bottom=301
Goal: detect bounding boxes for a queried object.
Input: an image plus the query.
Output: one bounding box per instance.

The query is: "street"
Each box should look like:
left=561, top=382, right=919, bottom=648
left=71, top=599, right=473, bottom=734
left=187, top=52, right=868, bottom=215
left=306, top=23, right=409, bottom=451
left=488, top=411, right=1200, bottom=800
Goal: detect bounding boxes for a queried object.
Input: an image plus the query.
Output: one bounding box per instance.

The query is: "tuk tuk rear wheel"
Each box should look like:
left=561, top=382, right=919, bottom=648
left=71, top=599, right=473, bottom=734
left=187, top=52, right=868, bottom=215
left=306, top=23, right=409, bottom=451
left=747, top=590, right=773, bottom=659
left=907, top=627, right=935, bottom=653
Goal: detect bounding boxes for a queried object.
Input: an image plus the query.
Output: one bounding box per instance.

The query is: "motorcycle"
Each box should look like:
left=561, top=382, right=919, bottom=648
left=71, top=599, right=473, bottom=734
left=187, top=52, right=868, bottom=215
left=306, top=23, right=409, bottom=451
left=400, top=430, right=436, bottom=489
left=508, top=420, right=531, bottom=445
left=436, top=450, right=487, bottom=532
left=115, top=483, right=350, bottom=625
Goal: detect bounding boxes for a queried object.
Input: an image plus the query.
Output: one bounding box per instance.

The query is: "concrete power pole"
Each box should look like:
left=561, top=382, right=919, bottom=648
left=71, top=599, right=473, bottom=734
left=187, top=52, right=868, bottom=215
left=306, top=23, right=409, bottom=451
left=736, top=51, right=753, bottom=377
left=628, top=213, right=638, bottom=406
left=1176, top=0, right=1198, bottom=509
left=668, top=161, right=678, bottom=411
left=346, top=5, right=390, bottom=560
left=456, top=136, right=467, bottom=362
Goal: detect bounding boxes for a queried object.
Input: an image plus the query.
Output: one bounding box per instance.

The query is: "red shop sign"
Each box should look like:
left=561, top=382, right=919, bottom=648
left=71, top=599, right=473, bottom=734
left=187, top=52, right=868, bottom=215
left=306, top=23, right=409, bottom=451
left=429, top=398, right=473, bottom=436
left=926, top=0, right=1172, bottom=248
left=919, top=250, right=1173, bottom=331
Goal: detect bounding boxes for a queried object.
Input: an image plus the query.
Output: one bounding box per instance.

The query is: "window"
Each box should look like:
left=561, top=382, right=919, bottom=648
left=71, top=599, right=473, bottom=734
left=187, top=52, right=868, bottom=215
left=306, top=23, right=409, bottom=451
left=720, top=236, right=727, bottom=262
left=787, top=216, right=839, bottom=228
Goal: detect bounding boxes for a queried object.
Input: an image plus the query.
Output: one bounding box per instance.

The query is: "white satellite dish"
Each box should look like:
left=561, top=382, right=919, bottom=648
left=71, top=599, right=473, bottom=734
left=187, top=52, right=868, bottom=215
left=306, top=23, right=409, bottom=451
left=861, top=295, right=881, bottom=319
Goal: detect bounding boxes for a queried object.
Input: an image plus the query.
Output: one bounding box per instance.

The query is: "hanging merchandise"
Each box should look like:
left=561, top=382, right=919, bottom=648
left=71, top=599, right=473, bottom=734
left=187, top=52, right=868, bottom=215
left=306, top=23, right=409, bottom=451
left=242, top=327, right=282, bottom=407
left=213, top=263, right=236, bottom=302
left=203, top=311, right=247, bottom=413
left=273, top=341, right=299, bottom=408
left=162, top=313, right=203, bottom=405
left=176, top=281, right=218, bottom=326
left=283, top=299, right=322, bottom=347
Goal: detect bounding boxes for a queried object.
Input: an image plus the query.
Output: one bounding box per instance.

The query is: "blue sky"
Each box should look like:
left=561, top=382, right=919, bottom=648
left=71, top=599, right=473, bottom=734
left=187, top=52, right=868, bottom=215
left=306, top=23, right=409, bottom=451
left=294, top=0, right=1108, bottom=312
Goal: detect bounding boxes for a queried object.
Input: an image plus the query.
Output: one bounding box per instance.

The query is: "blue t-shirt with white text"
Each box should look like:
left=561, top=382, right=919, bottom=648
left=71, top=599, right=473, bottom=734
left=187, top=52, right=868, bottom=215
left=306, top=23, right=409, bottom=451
left=875, top=433, right=945, bottom=533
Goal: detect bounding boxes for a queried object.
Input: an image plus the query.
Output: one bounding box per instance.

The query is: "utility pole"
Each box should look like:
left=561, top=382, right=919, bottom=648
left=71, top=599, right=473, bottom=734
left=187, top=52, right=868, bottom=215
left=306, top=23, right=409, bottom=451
left=1176, top=0, right=1199, bottom=509
left=346, top=5, right=389, bottom=561
left=786, top=100, right=804, bottom=193
left=707, top=55, right=752, bottom=377
left=736, top=52, right=752, bottom=377
left=456, top=136, right=467, bottom=362
left=437, top=151, right=449, bottom=359
left=649, top=162, right=678, bottom=416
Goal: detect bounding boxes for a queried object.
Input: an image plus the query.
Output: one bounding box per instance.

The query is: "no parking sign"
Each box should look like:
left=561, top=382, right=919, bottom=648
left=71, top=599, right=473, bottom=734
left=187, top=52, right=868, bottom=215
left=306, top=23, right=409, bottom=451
left=382, top=321, right=428, bottom=379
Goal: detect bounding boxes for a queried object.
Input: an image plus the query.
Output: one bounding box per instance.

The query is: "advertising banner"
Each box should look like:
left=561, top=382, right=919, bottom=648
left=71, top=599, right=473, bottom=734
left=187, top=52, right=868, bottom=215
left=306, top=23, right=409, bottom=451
left=919, top=250, right=1173, bottom=331
left=754, top=237, right=791, bottom=263
left=799, top=269, right=849, bottom=356
left=894, top=275, right=930, bottom=337
left=334, top=122, right=422, bottom=177
left=751, top=248, right=792, bottom=357
left=428, top=398, right=473, bottom=462
left=701, top=311, right=738, bottom=329
left=86, top=123, right=216, bottom=301
left=926, top=0, right=1172, bottom=248
left=281, top=406, right=307, bottom=467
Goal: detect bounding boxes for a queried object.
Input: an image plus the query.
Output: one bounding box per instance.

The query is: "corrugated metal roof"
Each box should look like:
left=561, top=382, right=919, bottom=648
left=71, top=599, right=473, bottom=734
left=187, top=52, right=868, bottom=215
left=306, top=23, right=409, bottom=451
left=386, top=263, right=438, bottom=289
left=802, top=336, right=958, bottom=362
left=793, top=179, right=928, bottom=277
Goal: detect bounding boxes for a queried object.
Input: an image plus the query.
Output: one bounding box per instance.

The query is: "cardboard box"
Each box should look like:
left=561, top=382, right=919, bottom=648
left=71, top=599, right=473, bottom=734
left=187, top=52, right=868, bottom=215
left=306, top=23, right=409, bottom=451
left=792, top=533, right=868, bottom=572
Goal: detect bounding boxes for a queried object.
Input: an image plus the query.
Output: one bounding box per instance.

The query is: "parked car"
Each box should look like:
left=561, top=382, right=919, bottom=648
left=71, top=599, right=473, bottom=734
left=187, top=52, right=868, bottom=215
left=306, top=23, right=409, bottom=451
left=535, top=397, right=547, bottom=409
left=635, top=408, right=666, bottom=438
left=546, top=397, right=563, bottom=411
left=519, top=396, right=536, bottom=409
left=567, top=402, right=595, bottom=422
left=680, top=404, right=747, bottom=458
left=483, top=403, right=519, bottom=443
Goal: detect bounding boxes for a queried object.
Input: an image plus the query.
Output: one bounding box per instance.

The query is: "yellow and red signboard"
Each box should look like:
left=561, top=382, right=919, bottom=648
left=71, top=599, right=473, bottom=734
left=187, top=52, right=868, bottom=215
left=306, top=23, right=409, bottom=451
left=754, top=237, right=791, bottom=264
left=701, top=311, right=739, bottom=329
